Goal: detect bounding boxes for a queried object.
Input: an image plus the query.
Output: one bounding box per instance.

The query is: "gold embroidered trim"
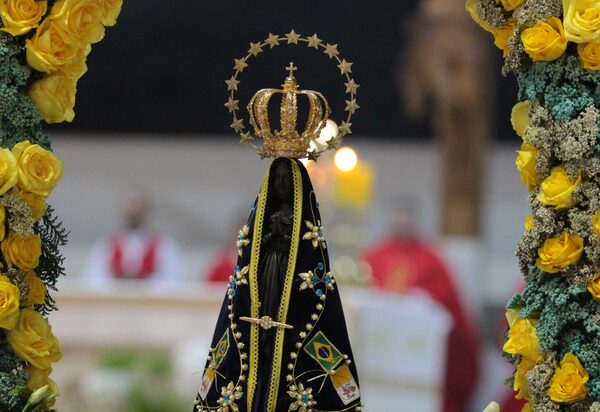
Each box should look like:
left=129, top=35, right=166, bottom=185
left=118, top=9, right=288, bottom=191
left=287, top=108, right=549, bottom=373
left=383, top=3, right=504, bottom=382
left=246, top=165, right=271, bottom=410
left=266, top=161, right=303, bottom=411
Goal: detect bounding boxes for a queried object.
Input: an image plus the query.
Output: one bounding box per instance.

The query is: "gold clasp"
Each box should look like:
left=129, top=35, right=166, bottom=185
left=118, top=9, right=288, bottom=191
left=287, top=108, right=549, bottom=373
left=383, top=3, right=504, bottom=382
left=239, top=315, right=294, bottom=330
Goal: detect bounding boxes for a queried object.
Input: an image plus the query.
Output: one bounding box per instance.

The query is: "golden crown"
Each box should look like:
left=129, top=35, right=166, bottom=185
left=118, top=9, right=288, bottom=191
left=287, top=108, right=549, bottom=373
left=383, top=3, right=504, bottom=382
left=247, top=63, right=330, bottom=159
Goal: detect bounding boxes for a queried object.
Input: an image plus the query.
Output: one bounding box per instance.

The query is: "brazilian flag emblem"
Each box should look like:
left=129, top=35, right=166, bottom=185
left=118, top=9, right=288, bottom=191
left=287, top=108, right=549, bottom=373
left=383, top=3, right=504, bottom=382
left=212, top=330, right=230, bottom=367
left=304, top=331, right=343, bottom=371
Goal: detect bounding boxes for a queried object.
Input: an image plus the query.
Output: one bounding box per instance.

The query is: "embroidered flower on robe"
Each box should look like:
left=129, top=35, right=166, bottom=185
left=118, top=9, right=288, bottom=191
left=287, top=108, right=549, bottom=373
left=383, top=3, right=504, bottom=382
left=233, top=265, right=248, bottom=286
left=217, top=382, right=243, bottom=412
left=227, top=265, right=249, bottom=298
left=287, top=383, right=316, bottom=411
left=302, top=220, right=325, bottom=249
left=236, top=225, right=250, bottom=256
left=298, top=263, right=336, bottom=294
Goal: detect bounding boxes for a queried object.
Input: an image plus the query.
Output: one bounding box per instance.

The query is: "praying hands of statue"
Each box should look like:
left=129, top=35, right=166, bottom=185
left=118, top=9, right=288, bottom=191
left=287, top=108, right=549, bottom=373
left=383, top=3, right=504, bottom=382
left=262, top=217, right=292, bottom=245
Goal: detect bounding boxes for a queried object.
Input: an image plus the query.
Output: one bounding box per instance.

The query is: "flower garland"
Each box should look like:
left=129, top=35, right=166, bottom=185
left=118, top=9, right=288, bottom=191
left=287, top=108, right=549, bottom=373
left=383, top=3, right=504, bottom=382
left=0, top=0, right=122, bottom=411
left=468, top=0, right=600, bottom=409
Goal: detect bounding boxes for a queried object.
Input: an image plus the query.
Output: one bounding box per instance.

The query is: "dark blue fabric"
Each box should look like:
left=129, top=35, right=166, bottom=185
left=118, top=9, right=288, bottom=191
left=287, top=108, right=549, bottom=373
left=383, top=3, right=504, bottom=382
left=194, top=158, right=361, bottom=412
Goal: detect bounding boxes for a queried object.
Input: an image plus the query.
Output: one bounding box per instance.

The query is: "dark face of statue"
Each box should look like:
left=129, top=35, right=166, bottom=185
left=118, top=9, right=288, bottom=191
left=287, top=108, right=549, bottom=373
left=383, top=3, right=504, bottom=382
left=273, top=161, right=292, bottom=202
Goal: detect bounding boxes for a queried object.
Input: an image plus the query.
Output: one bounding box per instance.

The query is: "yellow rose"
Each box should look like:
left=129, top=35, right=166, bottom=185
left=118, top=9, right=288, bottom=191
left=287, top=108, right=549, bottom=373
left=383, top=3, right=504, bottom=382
left=29, top=74, right=77, bottom=124
left=50, top=0, right=104, bottom=46
left=8, top=308, right=62, bottom=369
left=0, top=148, right=18, bottom=196
left=0, top=275, right=20, bottom=330
left=525, top=214, right=534, bottom=230
left=522, top=17, right=568, bottom=61
left=465, top=0, right=493, bottom=32
left=27, top=366, right=58, bottom=403
left=564, top=0, right=600, bottom=43
left=12, top=140, right=63, bottom=196
left=497, top=0, right=525, bottom=11
left=536, top=232, right=584, bottom=273
left=538, top=166, right=581, bottom=209
left=0, top=0, right=47, bottom=36
left=593, top=211, right=600, bottom=236
left=514, top=357, right=535, bottom=400
left=0, top=205, right=5, bottom=242
left=58, top=44, right=89, bottom=80
left=1, top=231, right=41, bottom=270
left=18, top=189, right=48, bottom=222
left=24, top=271, right=45, bottom=306
left=511, top=101, right=531, bottom=137
left=587, top=273, right=600, bottom=298
left=503, top=312, right=542, bottom=362
left=548, top=352, right=588, bottom=403
left=26, top=366, right=58, bottom=407
left=516, top=143, right=538, bottom=191
left=100, top=0, right=122, bottom=26
left=494, top=21, right=517, bottom=57
left=577, top=41, right=600, bottom=69
left=25, top=18, right=78, bottom=73
left=522, top=402, right=532, bottom=412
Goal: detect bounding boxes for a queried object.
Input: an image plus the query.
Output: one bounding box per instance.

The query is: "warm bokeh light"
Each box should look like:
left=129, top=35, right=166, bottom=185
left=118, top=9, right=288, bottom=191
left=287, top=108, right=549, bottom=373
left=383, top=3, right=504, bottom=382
left=316, top=119, right=339, bottom=147
left=334, top=147, right=358, bottom=172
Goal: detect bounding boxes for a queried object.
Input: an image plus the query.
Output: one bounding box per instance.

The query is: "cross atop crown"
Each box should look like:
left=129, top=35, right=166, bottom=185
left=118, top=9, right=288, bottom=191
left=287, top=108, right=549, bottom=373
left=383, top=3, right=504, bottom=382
left=285, top=62, right=297, bottom=77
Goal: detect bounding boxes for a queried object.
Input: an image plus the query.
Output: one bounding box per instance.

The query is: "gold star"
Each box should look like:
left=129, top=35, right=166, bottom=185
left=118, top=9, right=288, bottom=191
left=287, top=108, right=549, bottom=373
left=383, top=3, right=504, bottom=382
left=326, top=137, right=340, bottom=150
left=344, top=79, right=359, bottom=94
left=257, top=147, right=270, bottom=160
left=234, top=58, right=248, bottom=72
left=230, top=118, right=245, bottom=133
left=338, top=121, right=352, bottom=136
left=224, top=97, right=239, bottom=113
left=240, top=132, right=254, bottom=144
left=265, top=33, right=280, bottom=48
left=323, top=43, right=339, bottom=59
left=286, top=29, right=301, bottom=44
left=306, top=33, right=322, bottom=49
left=337, top=59, right=353, bottom=75
left=345, top=99, right=360, bottom=115
left=307, top=149, right=320, bottom=162
left=248, top=42, right=263, bottom=57
left=225, top=76, right=240, bottom=92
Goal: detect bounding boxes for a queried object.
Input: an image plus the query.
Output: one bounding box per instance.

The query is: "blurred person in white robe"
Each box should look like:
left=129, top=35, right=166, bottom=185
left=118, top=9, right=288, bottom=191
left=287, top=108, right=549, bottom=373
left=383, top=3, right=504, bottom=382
left=85, top=192, right=180, bottom=285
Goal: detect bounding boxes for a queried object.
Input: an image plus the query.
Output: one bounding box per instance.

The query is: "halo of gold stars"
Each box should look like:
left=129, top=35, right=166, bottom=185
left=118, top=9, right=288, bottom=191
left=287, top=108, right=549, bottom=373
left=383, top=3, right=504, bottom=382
left=226, top=30, right=359, bottom=158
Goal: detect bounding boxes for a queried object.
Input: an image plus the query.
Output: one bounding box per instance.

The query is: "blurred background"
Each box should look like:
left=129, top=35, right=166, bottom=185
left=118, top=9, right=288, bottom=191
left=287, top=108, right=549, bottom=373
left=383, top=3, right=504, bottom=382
left=44, top=1, right=529, bottom=411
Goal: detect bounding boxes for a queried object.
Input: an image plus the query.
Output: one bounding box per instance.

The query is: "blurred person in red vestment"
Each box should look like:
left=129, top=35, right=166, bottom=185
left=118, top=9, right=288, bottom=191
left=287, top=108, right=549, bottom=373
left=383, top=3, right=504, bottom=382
left=86, top=191, right=180, bottom=284
left=205, top=248, right=237, bottom=283
left=204, top=210, right=248, bottom=283
left=362, top=197, right=480, bottom=412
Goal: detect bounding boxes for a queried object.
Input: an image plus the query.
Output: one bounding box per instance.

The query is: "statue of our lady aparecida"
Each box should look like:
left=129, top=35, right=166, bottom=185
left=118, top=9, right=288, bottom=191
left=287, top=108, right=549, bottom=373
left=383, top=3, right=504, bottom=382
left=193, top=63, right=362, bottom=412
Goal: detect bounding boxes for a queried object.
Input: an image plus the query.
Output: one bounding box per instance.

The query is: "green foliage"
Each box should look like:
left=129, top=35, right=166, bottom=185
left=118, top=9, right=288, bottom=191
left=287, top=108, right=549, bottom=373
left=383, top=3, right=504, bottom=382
left=0, top=373, right=26, bottom=412
left=100, top=349, right=189, bottom=412
left=0, top=32, right=49, bottom=150
left=519, top=55, right=600, bottom=122
left=0, top=347, right=25, bottom=373
left=0, top=343, right=30, bottom=412
left=101, top=349, right=170, bottom=376
left=512, top=267, right=600, bottom=399
left=34, top=206, right=69, bottom=316
left=0, top=342, right=29, bottom=412
left=125, top=386, right=189, bottom=412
